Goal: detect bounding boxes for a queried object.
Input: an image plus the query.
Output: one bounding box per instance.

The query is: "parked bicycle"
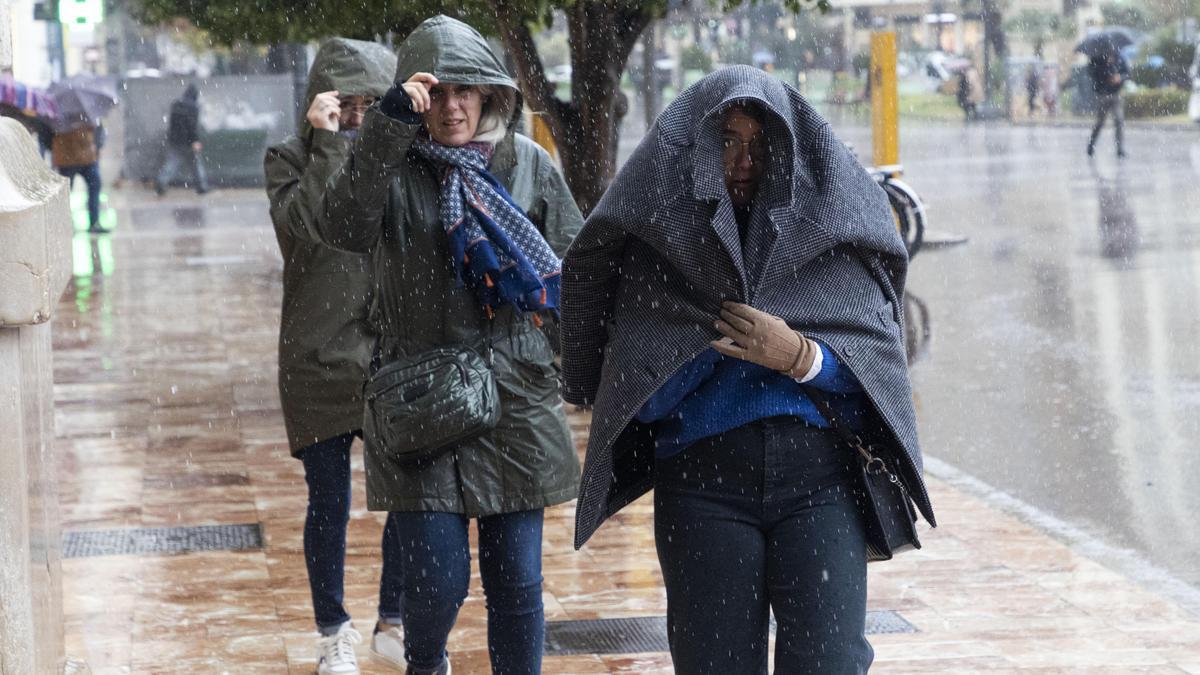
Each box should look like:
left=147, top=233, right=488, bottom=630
left=847, top=143, right=927, bottom=258
left=870, top=163, right=927, bottom=258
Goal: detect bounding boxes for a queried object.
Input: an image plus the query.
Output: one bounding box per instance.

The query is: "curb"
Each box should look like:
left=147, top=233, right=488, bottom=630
left=1012, top=119, right=1200, bottom=133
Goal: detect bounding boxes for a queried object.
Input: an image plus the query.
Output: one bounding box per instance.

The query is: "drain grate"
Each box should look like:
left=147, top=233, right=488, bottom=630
left=544, top=610, right=915, bottom=656
left=63, top=523, right=263, bottom=558
left=865, top=609, right=917, bottom=635
left=546, top=616, right=668, bottom=655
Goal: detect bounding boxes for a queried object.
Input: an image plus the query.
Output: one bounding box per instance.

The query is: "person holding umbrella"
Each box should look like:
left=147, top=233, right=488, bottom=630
left=155, top=84, right=210, bottom=195
left=50, top=120, right=107, bottom=233
left=1078, top=28, right=1136, bottom=158
left=48, top=74, right=120, bottom=234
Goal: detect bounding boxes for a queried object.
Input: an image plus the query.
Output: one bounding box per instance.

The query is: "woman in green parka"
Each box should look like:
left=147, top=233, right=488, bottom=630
left=312, top=16, right=582, bottom=675
left=264, top=38, right=407, bottom=675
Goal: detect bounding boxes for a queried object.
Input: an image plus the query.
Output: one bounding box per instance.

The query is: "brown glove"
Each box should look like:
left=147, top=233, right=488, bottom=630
left=712, top=301, right=817, bottom=378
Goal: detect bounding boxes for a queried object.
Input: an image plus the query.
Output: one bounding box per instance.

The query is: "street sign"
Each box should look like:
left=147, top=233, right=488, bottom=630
left=58, top=0, right=103, bottom=27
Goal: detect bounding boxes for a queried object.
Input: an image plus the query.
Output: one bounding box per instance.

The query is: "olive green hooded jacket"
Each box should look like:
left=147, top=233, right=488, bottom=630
left=264, top=38, right=396, bottom=455
left=314, top=16, right=584, bottom=515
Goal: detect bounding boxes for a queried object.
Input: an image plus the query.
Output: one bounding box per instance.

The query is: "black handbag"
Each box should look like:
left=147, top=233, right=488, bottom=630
left=362, top=206, right=500, bottom=465
left=803, top=386, right=921, bottom=562
left=364, top=342, right=500, bottom=465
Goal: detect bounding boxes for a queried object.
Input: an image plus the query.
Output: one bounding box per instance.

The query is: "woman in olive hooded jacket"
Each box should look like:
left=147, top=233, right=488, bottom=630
left=312, top=16, right=583, bottom=675
left=264, top=38, right=407, bottom=674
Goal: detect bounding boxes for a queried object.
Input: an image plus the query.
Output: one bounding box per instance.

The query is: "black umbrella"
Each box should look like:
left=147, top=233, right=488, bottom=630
left=48, top=74, right=119, bottom=132
left=1075, top=26, right=1140, bottom=58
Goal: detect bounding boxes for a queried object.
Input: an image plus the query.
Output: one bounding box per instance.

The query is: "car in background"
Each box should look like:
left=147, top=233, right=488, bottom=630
left=923, top=51, right=971, bottom=83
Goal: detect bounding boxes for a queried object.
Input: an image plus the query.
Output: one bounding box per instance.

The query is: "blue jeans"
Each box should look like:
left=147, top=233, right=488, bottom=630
left=154, top=144, right=209, bottom=193
left=653, top=418, right=873, bottom=674
left=392, top=509, right=545, bottom=674
left=58, top=163, right=101, bottom=229
left=300, top=433, right=404, bottom=634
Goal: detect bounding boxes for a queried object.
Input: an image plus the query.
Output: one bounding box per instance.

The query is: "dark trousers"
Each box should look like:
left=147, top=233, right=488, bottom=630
left=58, top=163, right=101, bottom=229
left=300, top=433, right=404, bottom=633
left=1089, top=92, right=1126, bottom=154
left=654, top=418, right=873, bottom=675
left=391, top=509, right=545, bottom=675
left=155, top=144, right=209, bottom=194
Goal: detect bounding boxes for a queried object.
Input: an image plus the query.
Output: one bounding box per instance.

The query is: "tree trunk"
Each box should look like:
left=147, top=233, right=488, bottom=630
left=494, top=1, right=651, bottom=215
left=981, top=0, right=1007, bottom=104
left=642, top=23, right=658, bottom=133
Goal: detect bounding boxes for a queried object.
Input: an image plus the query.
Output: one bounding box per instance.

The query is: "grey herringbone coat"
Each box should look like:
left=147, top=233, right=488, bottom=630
left=561, top=66, right=935, bottom=549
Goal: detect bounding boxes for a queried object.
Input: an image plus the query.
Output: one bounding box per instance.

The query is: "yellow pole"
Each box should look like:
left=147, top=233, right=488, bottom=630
left=870, top=31, right=899, bottom=167
left=528, top=112, right=558, bottom=162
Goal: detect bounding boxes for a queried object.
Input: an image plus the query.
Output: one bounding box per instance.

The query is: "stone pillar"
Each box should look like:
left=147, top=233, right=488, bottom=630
left=0, top=38, right=74, bottom=674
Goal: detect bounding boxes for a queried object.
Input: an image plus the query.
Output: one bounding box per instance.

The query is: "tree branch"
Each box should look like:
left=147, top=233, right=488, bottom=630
left=494, top=0, right=563, bottom=125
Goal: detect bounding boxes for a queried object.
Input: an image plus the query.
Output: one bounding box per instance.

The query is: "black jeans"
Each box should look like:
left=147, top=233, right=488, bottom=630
left=654, top=418, right=873, bottom=674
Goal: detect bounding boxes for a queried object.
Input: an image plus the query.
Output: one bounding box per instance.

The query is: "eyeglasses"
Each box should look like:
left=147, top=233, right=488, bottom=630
left=339, top=97, right=377, bottom=114
left=722, top=135, right=768, bottom=162
left=428, top=86, right=482, bottom=104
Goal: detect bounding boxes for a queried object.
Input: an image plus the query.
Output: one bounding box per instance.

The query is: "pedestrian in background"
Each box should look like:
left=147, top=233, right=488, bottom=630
left=1087, top=46, right=1130, bottom=158
left=155, top=83, right=210, bottom=195
left=264, top=38, right=403, bottom=675
left=51, top=121, right=107, bottom=233
left=957, top=64, right=983, bottom=121
left=1026, top=64, right=1041, bottom=116
left=561, top=66, right=934, bottom=674
left=313, top=16, right=582, bottom=675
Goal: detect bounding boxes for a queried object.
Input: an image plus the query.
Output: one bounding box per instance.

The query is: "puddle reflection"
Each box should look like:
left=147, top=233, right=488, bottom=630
left=1091, top=162, right=1139, bottom=264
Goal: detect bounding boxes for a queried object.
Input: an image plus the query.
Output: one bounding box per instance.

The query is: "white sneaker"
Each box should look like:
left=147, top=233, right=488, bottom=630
left=317, top=622, right=362, bottom=675
left=370, top=622, right=408, bottom=670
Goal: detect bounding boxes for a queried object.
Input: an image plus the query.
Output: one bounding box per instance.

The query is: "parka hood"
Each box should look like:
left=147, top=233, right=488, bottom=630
left=395, top=15, right=523, bottom=132
left=302, top=37, right=397, bottom=138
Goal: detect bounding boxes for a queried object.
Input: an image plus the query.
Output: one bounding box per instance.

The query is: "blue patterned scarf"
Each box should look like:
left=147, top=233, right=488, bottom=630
left=412, top=138, right=561, bottom=318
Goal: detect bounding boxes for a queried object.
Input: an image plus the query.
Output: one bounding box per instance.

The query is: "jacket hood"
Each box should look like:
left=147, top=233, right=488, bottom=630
left=394, top=15, right=523, bottom=132
left=301, top=37, right=397, bottom=139
left=306, top=38, right=397, bottom=107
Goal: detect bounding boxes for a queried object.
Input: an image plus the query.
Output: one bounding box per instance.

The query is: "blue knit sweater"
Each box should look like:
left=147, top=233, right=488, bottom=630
left=636, top=343, right=865, bottom=457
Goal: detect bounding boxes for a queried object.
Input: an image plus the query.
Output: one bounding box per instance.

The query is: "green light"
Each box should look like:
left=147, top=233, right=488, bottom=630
left=58, top=0, right=104, bottom=26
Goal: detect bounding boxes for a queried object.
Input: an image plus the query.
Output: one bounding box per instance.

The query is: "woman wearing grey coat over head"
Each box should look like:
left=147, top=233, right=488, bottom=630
left=312, top=16, right=583, bottom=675
left=561, top=66, right=935, bottom=674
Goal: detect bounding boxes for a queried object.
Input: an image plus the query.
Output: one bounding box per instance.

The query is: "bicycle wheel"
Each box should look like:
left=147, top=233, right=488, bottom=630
left=882, top=180, right=926, bottom=258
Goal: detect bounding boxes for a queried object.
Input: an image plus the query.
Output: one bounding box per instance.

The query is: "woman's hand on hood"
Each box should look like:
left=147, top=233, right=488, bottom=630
left=402, top=72, right=439, bottom=113
left=307, top=90, right=341, bottom=132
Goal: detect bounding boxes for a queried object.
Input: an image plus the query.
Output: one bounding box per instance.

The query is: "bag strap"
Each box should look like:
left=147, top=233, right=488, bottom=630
left=801, top=384, right=904, bottom=489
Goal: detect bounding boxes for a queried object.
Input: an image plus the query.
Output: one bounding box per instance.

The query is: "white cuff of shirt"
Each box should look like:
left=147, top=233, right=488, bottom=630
left=794, top=343, right=823, bottom=384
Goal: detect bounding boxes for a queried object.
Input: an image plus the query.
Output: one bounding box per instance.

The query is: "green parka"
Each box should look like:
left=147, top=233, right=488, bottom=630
left=264, top=38, right=396, bottom=455
left=314, top=16, right=583, bottom=515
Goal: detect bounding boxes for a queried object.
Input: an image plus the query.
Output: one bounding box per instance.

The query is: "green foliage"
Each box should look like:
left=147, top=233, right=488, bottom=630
left=679, top=44, right=712, bottom=73
left=1099, top=2, right=1154, bottom=31
left=1004, top=8, right=1072, bottom=56
left=1124, top=87, right=1188, bottom=117
left=1131, top=32, right=1195, bottom=89
left=123, top=0, right=545, bottom=45
left=1148, top=32, right=1195, bottom=88
left=123, top=0, right=832, bottom=46
left=1130, top=63, right=1169, bottom=88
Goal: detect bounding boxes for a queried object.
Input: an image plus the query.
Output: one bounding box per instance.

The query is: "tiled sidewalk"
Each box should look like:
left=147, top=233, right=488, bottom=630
left=56, top=190, right=1200, bottom=673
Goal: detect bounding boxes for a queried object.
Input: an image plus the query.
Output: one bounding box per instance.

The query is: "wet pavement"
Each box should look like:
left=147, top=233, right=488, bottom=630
left=843, top=122, right=1200, bottom=591
left=53, top=122, right=1200, bottom=671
